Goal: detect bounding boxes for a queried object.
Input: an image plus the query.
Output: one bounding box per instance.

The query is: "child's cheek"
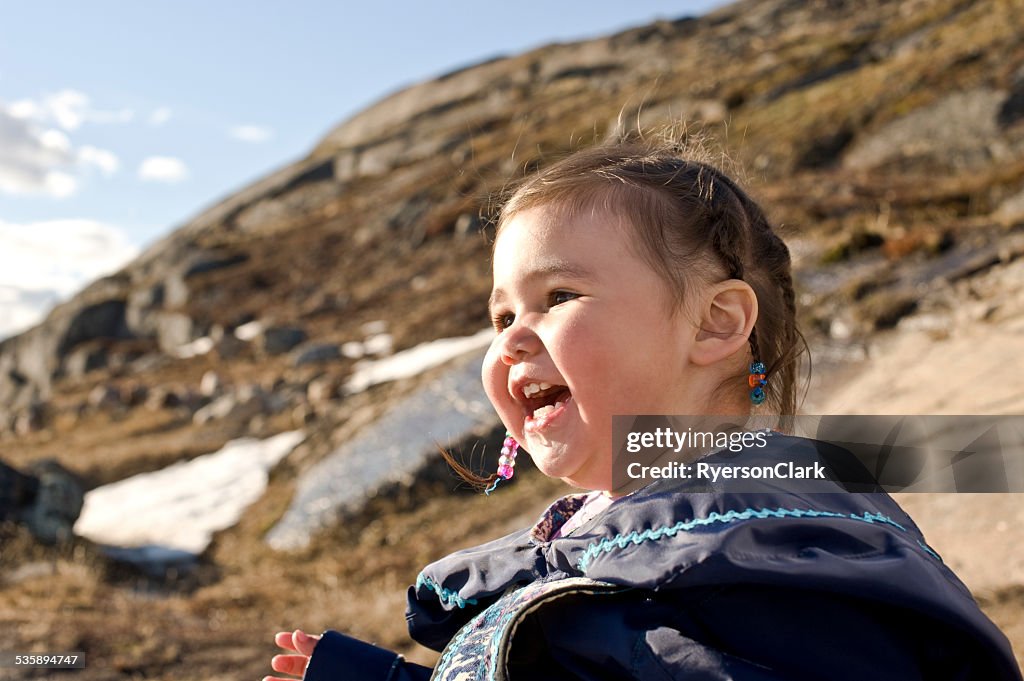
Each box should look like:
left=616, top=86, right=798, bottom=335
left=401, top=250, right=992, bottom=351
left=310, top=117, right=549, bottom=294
left=481, top=340, right=512, bottom=412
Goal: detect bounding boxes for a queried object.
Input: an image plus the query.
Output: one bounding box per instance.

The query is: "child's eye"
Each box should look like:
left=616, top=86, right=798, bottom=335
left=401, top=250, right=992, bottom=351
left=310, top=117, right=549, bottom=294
left=491, top=311, right=515, bottom=331
left=549, top=290, right=579, bottom=306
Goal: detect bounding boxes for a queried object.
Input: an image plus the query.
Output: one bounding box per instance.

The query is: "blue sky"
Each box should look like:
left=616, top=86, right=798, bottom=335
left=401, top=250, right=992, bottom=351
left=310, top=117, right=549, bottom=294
left=0, top=1, right=728, bottom=339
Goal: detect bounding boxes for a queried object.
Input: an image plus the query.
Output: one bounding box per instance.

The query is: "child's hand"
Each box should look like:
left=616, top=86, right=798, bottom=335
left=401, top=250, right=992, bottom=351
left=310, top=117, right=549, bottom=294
left=263, top=629, right=321, bottom=681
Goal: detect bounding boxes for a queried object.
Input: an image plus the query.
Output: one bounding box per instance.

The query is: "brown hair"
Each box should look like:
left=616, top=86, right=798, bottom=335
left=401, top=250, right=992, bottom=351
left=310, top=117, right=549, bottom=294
left=449, top=136, right=808, bottom=489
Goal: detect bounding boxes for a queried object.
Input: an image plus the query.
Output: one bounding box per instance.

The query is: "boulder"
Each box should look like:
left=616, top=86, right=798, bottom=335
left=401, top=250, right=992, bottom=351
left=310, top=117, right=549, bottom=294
left=260, top=326, right=307, bottom=355
left=62, top=340, right=110, bottom=379
left=290, top=342, right=341, bottom=367
left=3, top=459, right=85, bottom=545
left=155, top=312, right=194, bottom=353
left=199, top=370, right=222, bottom=397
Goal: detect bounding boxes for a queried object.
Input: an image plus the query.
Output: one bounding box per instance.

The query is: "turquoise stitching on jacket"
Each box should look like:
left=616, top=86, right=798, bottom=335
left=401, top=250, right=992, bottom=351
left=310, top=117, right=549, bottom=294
left=576, top=507, right=918, bottom=572
left=416, top=573, right=478, bottom=609
left=917, top=539, right=943, bottom=562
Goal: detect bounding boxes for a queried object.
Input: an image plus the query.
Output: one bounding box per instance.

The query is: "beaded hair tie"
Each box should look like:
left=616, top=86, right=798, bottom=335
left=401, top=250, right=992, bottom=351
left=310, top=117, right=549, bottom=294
left=749, top=361, right=767, bottom=405
left=748, top=328, right=767, bottom=405
left=484, top=432, right=519, bottom=495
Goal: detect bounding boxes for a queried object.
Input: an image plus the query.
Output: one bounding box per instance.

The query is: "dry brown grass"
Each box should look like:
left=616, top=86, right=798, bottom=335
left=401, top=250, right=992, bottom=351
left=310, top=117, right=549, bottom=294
left=0, top=460, right=569, bottom=680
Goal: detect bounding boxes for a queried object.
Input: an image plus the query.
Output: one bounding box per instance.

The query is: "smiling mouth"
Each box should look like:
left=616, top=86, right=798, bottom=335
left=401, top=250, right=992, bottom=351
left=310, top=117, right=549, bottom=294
left=521, top=383, right=572, bottom=421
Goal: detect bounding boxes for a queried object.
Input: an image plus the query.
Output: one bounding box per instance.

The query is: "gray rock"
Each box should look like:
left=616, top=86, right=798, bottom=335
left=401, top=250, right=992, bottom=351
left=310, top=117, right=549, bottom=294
left=261, top=326, right=308, bottom=355
left=15, top=459, right=85, bottom=545
left=266, top=350, right=499, bottom=551
left=58, top=300, right=130, bottom=355
left=263, top=390, right=291, bottom=415
left=87, top=384, right=121, bottom=410
left=156, top=312, right=194, bottom=353
left=843, top=89, right=1012, bottom=172
left=163, top=270, right=190, bottom=309
left=182, top=251, right=249, bottom=278
left=62, top=341, right=109, bottom=378
left=215, top=334, right=247, bottom=360
left=125, top=283, right=165, bottom=338
left=290, top=342, right=341, bottom=367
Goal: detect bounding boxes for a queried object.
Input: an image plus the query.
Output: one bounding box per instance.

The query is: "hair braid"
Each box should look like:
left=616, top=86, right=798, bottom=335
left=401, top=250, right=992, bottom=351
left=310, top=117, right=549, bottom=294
left=681, top=159, right=807, bottom=414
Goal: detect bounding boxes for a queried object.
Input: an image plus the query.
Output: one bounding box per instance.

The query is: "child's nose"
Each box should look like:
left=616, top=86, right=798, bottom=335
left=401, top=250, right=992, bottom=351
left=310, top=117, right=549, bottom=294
left=498, top=321, right=541, bottom=365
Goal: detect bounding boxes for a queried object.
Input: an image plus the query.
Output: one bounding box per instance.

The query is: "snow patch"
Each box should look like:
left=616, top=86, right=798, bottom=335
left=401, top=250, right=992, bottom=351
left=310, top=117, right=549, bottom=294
left=74, top=431, right=305, bottom=555
left=344, top=328, right=492, bottom=394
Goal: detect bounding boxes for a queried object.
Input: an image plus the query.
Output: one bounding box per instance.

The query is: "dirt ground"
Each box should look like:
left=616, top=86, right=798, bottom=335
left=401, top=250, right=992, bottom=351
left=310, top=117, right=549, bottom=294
left=812, top=255, right=1024, bottom=671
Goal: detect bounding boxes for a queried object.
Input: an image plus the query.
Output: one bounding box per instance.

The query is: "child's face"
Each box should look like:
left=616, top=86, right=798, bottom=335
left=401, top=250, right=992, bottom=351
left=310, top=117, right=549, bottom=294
left=483, top=205, right=706, bottom=491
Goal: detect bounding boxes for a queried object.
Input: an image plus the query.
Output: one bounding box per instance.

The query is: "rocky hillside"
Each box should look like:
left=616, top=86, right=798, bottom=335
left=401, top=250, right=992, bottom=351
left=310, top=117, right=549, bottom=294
left=2, top=0, right=1023, bottom=677
left=4, top=0, right=1024, bottom=479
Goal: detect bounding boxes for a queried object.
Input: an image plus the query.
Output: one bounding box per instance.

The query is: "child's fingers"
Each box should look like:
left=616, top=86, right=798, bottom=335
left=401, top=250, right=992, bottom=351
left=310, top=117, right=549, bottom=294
left=274, top=631, right=298, bottom=651
left=270, top=654, right=309, bottom=676
left=290, top=629, right=321, bottom=656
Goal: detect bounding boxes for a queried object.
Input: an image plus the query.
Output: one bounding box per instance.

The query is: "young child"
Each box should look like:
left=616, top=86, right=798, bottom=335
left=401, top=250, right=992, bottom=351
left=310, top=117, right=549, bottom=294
left=266, top=141, right=1022, bottom=681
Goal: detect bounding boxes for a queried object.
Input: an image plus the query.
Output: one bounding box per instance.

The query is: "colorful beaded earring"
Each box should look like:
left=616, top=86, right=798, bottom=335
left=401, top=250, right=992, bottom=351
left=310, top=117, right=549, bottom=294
left=484, top=431, right=519, bottom=495
left=749, top=361, right=767, bottom=405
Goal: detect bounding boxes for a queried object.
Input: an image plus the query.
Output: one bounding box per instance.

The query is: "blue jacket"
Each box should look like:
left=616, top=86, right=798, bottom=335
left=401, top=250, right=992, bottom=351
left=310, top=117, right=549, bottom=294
left=304, top=434, right=1022, bottom=680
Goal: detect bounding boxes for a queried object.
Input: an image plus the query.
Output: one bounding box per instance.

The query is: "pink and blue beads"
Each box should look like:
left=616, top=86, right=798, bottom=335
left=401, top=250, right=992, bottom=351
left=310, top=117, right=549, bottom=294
left=497, top=434, right=519, bottom=479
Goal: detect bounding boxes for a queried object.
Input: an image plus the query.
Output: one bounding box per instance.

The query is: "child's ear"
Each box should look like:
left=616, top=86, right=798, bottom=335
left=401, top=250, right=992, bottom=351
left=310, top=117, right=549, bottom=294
left=691, top=280, right=758, bottom=366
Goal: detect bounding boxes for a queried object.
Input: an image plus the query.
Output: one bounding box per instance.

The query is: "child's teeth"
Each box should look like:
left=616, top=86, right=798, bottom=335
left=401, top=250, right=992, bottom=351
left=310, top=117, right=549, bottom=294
left=533, top=404, right=555, bottom=418
left=524, top=382, right=548, bottom=396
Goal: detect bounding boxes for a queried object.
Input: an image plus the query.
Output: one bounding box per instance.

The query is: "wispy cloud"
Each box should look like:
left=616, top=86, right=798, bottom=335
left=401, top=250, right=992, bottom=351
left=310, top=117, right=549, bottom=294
left=44, top=172, right=78, bottom=198
left=0, top=218, right=139, bottom=339
left=148, top=106, right=172, bottom=126
left=229, top=124, right=273, bottom=143
left=1, top=96, right=124, bottom=197
left=78, top=145, right=119, bottom=176
left=9, top=89, right=134, bottom=131
left=0, top=106, right=77, bottom=197
left=138, top=156, right=188, bottom=183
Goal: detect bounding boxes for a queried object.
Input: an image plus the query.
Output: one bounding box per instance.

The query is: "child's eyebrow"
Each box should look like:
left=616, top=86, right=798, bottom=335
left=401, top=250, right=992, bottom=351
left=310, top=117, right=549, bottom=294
left=488, top=260, right=594, bottom=311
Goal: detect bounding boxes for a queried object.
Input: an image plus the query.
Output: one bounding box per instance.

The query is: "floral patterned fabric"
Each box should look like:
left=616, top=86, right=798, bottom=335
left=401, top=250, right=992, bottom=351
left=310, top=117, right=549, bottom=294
left=430, top=576, right=622, bottom=681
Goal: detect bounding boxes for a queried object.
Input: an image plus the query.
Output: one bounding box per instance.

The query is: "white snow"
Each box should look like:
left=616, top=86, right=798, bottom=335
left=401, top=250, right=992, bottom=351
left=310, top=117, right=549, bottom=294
left=174, top=335, right=214, bottom=358
left=74, top=430, right=305, bottom=555
left=71, top=329, right=501, bottom=557
left=234, top=320, right=263, bottom=341
left=341, top=341, right=366, bottom=359
left=362, top=332, right=393, bottom=356
left=344, top=327, right=493, bottom=394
